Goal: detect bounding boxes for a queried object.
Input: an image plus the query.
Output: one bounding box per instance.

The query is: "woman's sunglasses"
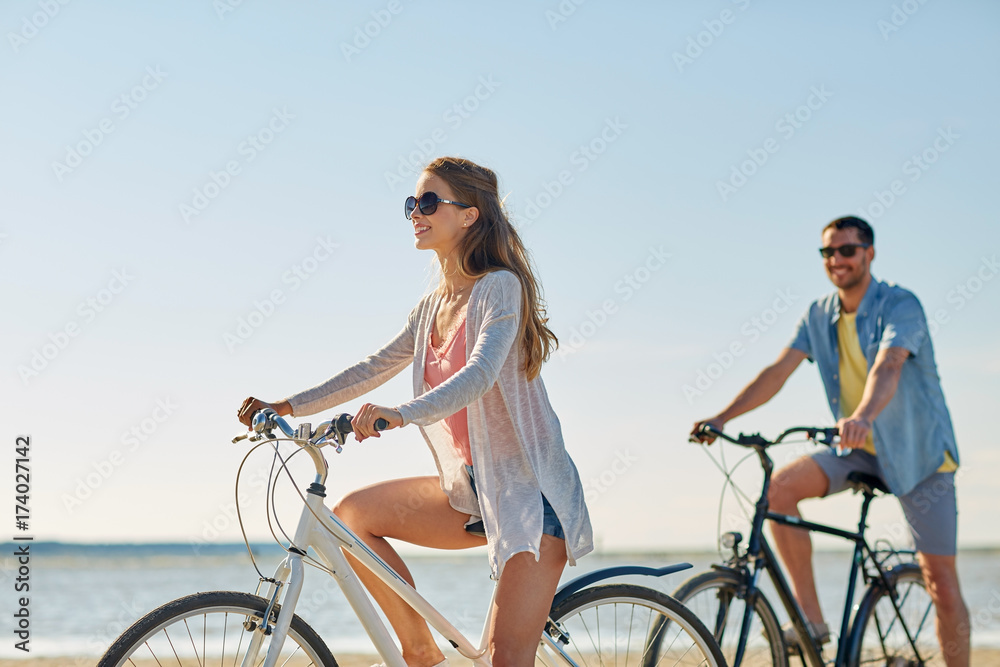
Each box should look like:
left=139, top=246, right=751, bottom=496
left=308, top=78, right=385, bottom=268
left=405, top=192, right=471, bottom=220
left=818, top=243, right=871, bottom=259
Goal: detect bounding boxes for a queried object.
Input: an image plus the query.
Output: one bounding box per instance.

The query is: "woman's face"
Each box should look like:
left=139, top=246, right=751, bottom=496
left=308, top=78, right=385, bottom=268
left=411, top=171, right=477, bottom=256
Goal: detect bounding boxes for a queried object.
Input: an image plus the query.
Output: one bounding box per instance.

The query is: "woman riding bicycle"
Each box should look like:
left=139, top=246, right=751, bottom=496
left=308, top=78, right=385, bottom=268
left=238, top=156, right=593, bottom=667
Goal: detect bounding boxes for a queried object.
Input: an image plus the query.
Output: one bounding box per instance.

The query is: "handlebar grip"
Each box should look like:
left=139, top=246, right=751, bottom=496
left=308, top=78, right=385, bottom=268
left=335, top=413, right=390, bottom=434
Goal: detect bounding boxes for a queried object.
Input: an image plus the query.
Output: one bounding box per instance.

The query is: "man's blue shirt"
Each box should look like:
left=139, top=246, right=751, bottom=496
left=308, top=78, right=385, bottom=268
left=788, top=276, right=959, bottom=496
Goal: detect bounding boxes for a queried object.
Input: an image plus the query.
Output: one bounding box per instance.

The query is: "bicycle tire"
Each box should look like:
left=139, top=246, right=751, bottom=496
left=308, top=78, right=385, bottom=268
left=97, top=590, right=338, bottom=667
left=667, top=569, right=787, bottom=667
left=548, top=582, right=726, bottom=667
left=850, top=563, right=940, bottom=666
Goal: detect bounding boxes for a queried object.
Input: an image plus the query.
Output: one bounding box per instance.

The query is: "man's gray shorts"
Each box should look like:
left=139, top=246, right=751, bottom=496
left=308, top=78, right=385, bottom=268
left=811, top=449, right=957, bottom=556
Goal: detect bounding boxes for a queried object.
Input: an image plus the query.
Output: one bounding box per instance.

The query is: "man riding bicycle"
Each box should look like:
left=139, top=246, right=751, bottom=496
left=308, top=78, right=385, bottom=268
left=692, top=216, right=970, bottom=666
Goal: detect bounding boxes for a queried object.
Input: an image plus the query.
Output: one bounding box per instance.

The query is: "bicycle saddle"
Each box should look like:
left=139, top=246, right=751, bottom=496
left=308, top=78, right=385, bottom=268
left=846, top=471, right=890, bottom=496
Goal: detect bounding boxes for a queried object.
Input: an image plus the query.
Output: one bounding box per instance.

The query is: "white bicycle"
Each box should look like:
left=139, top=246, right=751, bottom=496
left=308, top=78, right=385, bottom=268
left=98, top=408, right=725, bottom=667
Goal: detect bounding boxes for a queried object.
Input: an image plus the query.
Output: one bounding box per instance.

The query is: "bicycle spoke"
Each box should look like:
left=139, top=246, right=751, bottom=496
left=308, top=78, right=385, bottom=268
left=613, top=603, right=617, bottom=667
left=857, top=565, right=940, bottom=666
left=98, top=593, right=333, bottom=667
left=652, top=614, right=696, bottom=667
left=576, top=611, right=598, bottom=667
left=624, top=603, right=634, bottom=667
left=164, top=628, right=183, bottom=665
left=551, top=585, right=722, bottom=667
left=183, top=618, right=204, bottom=667
left=597, top=604, right=603, bottom=667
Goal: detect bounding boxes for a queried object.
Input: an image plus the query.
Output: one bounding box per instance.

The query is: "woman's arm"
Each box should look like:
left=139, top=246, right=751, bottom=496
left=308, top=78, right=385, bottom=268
left=281, top=305, right=421, bottom=417
left=396, top=272, right=521, bottom=427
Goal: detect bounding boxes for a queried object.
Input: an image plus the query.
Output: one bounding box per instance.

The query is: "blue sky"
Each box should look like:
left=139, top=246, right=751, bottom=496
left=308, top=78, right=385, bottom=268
left=3, top=0, right=999, bottom=552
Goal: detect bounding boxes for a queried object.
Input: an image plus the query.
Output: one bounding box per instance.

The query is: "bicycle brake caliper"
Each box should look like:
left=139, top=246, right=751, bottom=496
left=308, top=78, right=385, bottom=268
left=545, top=619, right=570, bottom=645
left=248, top=580, right=284, bottom=636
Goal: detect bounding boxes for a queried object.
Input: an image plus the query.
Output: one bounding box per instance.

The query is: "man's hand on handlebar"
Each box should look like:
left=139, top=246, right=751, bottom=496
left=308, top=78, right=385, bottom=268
left=351, top=403, right=402, bottom=442
left=238, top=397, right=292, bottom=427
left=835, top=415, right=871, bottom=450
left=690, top=417, right=726, bottom=444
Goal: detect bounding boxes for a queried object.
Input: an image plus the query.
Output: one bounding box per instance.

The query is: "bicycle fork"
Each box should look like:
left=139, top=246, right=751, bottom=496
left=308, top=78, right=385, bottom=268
left=252, top=494, right=317, bottom=667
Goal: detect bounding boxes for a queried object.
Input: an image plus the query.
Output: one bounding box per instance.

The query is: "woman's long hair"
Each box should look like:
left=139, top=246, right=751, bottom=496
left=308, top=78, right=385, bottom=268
left=425, top=156, right=557, bottom=380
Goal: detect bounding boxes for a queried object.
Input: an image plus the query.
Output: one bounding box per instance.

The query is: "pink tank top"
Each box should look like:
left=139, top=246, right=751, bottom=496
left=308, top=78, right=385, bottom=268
left=424, top=314, right=472, bottom=465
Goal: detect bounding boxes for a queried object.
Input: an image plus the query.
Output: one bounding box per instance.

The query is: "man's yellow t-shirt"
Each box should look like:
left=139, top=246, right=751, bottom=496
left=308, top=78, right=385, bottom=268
left=837, top=311, right=957, bottom=472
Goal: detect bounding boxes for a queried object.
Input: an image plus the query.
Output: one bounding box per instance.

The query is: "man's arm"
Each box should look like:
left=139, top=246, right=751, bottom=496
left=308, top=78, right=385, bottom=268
left=691, top=347, right=808, bottom=442
left=838, top=346, right=909, bottom=448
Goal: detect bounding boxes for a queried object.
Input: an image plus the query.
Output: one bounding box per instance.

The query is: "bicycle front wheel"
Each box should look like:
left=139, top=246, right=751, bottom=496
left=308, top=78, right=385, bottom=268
left=670, top=568, right=787, bottom=667
left=97, top=590, right=338, bottom=667
left=851, top=563, right=940, bottom=666
left=548, top=583, right=726, bottom=667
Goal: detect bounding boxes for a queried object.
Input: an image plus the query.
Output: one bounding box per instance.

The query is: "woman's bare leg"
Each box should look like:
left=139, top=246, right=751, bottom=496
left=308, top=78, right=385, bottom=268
left=489, top=534, right=568, bottom=667
left=333, top=476, right=486, bottom=667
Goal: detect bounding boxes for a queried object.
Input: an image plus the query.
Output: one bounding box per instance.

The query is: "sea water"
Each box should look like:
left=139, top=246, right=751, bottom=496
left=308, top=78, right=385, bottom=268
left=1, top=543, right=997, bottom=658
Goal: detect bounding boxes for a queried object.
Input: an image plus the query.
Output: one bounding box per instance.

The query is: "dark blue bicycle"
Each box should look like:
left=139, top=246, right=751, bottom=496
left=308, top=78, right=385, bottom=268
left=646, top=424, right=939, bottom=666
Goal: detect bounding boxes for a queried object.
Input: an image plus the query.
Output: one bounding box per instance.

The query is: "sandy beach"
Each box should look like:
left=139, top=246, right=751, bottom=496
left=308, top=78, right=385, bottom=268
left=5, top=650, right=1000, bottom=666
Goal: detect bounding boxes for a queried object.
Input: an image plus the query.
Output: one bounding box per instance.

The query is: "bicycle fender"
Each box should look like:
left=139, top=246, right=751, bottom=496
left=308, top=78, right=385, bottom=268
left=551, top=563, right=692, bottom=609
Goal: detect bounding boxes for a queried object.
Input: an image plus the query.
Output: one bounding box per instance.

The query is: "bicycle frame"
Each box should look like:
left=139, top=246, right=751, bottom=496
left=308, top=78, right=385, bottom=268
left=252, top=479, right=498, bottom=667
left=244, top=432, right=597, bottom=667
left=727, top=439, right=926, bottom=667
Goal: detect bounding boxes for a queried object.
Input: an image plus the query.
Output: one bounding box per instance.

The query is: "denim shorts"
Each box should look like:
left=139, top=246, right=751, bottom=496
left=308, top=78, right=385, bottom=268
left=464, top=465, right=565, bottom=541
left=811, top=449, right=957, bottom=556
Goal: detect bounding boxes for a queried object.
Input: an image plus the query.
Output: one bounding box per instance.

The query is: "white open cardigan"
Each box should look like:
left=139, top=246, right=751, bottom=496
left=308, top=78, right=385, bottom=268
left=284, top=269, right=593, bottom=576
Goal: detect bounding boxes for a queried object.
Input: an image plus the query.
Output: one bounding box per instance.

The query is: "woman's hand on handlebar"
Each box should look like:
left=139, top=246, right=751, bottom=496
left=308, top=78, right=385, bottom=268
left=238, top=397, right=292, bottom=427
left=690, top=417, right=726, bottom=444
left=351, top=403, right=402, bottom=442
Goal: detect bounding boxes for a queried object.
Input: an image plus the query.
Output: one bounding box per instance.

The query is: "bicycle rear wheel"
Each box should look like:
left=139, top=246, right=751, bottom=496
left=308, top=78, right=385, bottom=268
left=669, top=568, right=787, bottom=667
left=97, top=590, right=338, bottom=667
left=548, top=583, right=725, bottom=667
left=851, top=563, right=940, bottom=666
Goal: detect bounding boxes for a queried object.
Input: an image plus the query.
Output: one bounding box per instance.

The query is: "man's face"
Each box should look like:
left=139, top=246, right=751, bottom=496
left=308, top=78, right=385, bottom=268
left=821, top=227, right=873, bottom=291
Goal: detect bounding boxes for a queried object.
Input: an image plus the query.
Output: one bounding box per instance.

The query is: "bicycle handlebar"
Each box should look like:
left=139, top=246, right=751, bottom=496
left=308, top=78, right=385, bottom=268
left=232, top=409, right=388, bottom=449
left=691, top=423, right=839, bottom=448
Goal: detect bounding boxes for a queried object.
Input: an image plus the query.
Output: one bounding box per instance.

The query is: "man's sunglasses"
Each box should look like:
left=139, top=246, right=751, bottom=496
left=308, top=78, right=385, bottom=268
left=818, top=243, right=871, bottom=259
left=404, top=192, right=472, bottom=220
